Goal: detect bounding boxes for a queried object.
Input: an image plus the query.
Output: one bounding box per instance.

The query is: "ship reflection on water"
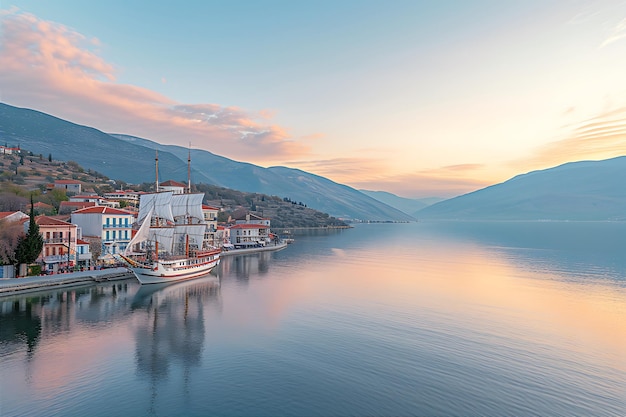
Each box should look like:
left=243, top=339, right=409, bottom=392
left=130, top=275, right=222, bottom=415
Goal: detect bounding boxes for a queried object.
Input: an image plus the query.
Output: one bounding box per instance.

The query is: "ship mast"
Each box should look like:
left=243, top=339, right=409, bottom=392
left=187, top=143, right=191, bottom=194
left=155, top=150, right=160, bottom=192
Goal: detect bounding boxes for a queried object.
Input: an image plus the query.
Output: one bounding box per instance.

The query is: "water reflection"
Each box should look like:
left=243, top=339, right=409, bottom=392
left=418, top=221, right=626, bottom=285
left=131, top=276, right=221, bottom=416
left=219, top=252, right=272, bottom=284
left=0, top=280, right=139, bottom=357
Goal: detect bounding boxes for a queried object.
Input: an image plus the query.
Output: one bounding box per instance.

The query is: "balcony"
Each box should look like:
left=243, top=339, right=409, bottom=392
left=77, top=253, right=92, bottom=261
left=103, top=224, right=131, bottom=229
left=44, top=238, right=71, bottom=244
left=43, top=254, right=75, bottom=263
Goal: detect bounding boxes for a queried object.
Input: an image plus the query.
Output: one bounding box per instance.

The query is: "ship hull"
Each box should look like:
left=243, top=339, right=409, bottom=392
left=124, top=250, right=221, bottom=285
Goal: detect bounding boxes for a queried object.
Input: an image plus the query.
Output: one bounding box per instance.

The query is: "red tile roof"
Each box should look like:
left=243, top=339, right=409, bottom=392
left=0, top=211, right=27, bottom=220
left=202, top=204, right=220, bottom=210
left=35, top=216, right=75, bottom=226
left=55, top=179, right=82, bottom=184
left=229, top=224, right=269, bottom=229
left=72, top=206, right=135, bottom=215
left=160, top=180, right=186, bottom=187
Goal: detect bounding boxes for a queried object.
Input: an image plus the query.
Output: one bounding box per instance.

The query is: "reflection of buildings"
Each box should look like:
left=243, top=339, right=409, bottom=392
left=0, top=280, right=140, bottom=356
left=218, top=252, right=272, bottom=283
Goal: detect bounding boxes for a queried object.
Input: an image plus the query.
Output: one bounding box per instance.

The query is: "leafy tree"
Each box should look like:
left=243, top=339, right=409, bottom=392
left=14, top=196, right=44, bottom=274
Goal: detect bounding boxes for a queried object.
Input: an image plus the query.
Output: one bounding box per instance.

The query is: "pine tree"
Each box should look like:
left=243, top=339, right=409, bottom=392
left=15, top=196, right=44, bottom=273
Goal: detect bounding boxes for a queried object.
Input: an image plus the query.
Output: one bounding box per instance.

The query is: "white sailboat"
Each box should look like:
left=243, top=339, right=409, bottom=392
left=121, top=151, right=221, bottom=284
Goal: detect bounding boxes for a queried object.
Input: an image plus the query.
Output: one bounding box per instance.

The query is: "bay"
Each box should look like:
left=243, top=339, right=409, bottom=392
left=1, top=222, right=625, bottom=416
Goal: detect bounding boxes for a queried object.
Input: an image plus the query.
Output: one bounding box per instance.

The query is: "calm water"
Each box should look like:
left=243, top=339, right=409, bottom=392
left=1, top=222, right=625, bottom=417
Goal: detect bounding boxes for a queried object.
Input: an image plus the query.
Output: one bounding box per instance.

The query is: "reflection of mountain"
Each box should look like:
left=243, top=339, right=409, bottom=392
left=0, top=280, right=140, bottom=355
left=133, top=276, right=221, bottom=384
left=420, top=221, right=626, bottom=283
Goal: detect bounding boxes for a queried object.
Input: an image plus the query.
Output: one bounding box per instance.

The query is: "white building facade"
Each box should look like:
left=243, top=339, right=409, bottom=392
left=71, top=206, right=135, bottom=255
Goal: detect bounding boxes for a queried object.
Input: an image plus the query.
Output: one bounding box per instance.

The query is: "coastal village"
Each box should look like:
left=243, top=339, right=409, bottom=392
left=0, top=146, right=292, bottom=279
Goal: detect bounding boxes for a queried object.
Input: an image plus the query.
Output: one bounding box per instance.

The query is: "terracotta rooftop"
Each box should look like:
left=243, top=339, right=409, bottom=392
left=160, top=180, right=187, bottom=187
left=72, top=206, right=135, bottom=215
left=229, top=223, right=270, bottom=229
left=54, top=179, right=82, bottom=184
left=35, top=216, right=75, bottom=226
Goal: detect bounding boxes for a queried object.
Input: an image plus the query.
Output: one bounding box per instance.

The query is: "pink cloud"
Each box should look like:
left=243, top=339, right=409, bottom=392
left=291, top=157, right=489, bottom=198
left=0, top=9, right=310, bottom=162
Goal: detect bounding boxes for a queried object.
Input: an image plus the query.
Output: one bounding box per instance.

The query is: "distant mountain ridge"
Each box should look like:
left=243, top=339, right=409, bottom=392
left=359, top=190, right=442, bottom=216
left=417, top=157, right=626, bottom=220
left=0, top=102, right=414, bottom=221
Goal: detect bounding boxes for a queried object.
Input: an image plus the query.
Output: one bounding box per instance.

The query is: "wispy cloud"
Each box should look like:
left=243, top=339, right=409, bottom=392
left=600, top=17, right=626, bottom=48
left=513, top=106, right=626, bottom=171
left=0, top=9, right=309, bottom=161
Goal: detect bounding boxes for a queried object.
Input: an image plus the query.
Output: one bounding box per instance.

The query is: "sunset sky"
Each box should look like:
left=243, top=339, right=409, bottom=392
left=2, top=1, right=626, bottom=198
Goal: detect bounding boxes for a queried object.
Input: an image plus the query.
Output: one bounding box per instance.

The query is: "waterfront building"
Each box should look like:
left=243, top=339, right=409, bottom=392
left=202, top=204, right=220, bottom=246
left=30, top=216, right=78, bottom=274
left=71, top=206, right=135, bottom=256
left=228, top=223, right=271, bottom=248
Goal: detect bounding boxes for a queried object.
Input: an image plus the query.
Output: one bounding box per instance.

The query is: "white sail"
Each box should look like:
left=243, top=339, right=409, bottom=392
left=172, top=224, right=206, bottom=254
left=138, top=192, right=174, bottom=224
left=124, top=207, right=153, bottom=254
left=171, top=193, right=204, bottom=223
left=149, top=227, right=175, bottom=253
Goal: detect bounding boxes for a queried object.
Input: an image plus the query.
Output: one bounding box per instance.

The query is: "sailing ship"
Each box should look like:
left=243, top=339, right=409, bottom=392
left=120, top=151, right=221, bottom=284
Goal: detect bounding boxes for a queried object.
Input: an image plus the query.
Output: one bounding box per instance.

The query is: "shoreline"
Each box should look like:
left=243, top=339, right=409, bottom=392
left=220, top=241, right=288, bottom=257
left=0, top=267, right=134, bottom=297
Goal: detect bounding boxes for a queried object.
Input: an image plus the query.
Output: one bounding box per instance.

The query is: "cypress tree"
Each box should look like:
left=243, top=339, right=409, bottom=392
left=15, top=196, right=44, bottom=272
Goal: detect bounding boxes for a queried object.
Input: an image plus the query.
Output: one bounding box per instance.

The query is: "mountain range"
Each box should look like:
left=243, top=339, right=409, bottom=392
left=417, top=157, right=626, bottom=221
left=4, top=102, right=624, bottom=222
left=0, top=103, right=414, bottom=221
left=359, top=190, right=443, bottom=218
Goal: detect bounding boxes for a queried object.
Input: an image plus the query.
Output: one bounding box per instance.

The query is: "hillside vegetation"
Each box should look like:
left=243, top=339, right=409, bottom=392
left=0, top=149, right=348, bottom=228
left=0, top=103, right=412, bottom=221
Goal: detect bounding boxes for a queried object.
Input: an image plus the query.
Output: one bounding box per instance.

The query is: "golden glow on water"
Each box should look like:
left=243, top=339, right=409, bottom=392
left=282, top=241, right=626, bottom=372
